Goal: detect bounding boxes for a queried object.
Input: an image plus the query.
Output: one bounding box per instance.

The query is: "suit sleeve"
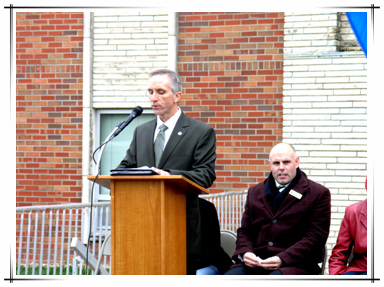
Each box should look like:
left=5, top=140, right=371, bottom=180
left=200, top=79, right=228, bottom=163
left=328, top=207, right=353, bottom=275
left=168, top=126, right=216, bottom=189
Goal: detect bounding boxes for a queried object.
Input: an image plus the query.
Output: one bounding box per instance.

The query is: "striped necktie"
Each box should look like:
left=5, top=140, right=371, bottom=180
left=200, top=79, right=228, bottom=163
left=277, top=184, right=286, bottom=192
left=154, top=124, right=168, bottom=167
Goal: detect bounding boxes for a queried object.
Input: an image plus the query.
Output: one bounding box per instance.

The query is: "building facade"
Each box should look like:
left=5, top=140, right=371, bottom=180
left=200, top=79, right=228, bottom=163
left=16, top=11, right=367, bottom=273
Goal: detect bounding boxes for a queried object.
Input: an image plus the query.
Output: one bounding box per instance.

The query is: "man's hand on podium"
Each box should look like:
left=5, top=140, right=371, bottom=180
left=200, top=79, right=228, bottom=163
left=151, top=167, right=171, bottom=176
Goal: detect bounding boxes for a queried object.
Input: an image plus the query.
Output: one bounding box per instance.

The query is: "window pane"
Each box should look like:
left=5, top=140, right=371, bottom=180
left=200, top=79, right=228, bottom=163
left=99, top=112, right=155, bottom=198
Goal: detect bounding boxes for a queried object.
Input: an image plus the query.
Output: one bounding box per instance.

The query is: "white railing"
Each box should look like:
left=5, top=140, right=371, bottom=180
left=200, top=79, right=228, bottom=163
left=16, top=202, right=111, bottom=275
left=200, top=190, right=247, bottom=233
left=16, top=191, right=247, bottom=275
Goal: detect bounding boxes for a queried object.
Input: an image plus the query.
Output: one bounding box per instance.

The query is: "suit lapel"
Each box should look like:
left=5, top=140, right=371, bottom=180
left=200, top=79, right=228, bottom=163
left=158, top=112, right=189, bottom=168
left=142, top=119, right=157, bottom=167
left=274, top=180, right=307, bottom=218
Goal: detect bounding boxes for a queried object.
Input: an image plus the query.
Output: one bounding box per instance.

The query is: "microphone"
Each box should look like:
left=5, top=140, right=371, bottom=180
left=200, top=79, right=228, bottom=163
left=113, top=106, right=143, bottom=138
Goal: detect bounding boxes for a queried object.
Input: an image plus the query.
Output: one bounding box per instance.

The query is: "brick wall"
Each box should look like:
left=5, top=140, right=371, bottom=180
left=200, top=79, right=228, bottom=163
left=16, top=12, right=84, bottom=206
left=339, top=12, right=364, bottom=52
left=178, top=12, right=285, bottom=193
left=284, top=12, right=360, bottom=54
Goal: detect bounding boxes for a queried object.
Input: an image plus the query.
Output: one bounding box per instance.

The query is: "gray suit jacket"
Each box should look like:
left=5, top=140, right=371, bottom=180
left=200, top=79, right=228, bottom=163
left=117, top=111, right=216, bottom=188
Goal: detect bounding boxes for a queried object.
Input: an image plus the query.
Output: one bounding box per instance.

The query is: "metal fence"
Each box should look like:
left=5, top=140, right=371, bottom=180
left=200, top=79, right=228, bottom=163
left=16, top=202, right=111, bottom=275
left=15, top=191, right=247, bottom=275
left=200, top=191, right=247, bottom=232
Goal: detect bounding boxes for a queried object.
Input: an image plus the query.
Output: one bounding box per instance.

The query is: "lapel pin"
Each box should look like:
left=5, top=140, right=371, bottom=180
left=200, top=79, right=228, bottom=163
left=178, top=131, right=182, bottom=136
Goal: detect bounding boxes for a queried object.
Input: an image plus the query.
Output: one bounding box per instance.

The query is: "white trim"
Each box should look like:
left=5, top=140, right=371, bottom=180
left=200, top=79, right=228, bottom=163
left=82, top=12, right=92, bottom=205
left=168, top=12, right=178, bottom=72
left=81, top=12, right=95, bottom=244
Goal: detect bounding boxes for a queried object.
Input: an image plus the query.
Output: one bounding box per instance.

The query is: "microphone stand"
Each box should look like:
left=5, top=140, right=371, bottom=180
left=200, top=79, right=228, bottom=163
left=95, top=126, right=118, bottom=175
left=86, top=125, right=118, bottom=275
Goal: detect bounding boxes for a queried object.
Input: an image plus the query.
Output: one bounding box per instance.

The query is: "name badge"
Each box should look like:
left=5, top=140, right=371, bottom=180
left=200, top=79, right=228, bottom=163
left=289, top=189, right=302, bottom=200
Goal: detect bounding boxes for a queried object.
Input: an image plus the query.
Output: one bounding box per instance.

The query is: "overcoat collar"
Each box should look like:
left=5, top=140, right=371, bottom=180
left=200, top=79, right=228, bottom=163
left=274, top=173, right=308, bottom=218
left=263, top=168, right=308, bottom=218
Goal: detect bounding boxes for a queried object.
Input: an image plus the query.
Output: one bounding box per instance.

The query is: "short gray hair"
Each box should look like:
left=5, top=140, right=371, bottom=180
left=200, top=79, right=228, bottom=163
left=149, top=69, right=182, bottom=94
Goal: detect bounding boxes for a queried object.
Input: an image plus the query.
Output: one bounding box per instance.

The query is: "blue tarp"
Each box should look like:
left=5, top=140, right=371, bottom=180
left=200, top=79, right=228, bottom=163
left=346, top=12, right=367, bottom=57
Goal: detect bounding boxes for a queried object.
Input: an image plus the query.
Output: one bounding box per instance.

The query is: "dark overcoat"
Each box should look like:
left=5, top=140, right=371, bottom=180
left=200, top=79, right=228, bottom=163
left=232, top=171, right=331, bottom=275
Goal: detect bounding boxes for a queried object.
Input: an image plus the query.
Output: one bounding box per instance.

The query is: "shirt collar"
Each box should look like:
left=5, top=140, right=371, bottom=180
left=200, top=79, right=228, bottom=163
left=275, top=180, right=289, bottom=189
left=156, top=107, right=181, bottom=131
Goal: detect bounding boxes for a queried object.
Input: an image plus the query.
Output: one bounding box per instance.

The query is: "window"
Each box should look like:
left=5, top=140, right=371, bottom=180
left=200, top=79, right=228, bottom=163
left=96, top=109, right=156, bottom=202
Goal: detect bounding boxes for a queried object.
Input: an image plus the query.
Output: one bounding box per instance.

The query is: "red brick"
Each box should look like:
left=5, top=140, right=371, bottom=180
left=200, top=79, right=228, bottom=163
left=16, top=12, right=84, bottom=208
left=179, top=12, right=283, bottom=193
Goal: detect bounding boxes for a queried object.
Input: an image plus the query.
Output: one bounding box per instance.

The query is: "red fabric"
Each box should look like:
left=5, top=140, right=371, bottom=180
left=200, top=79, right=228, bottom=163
left=329, top=199, right=367, bottom=275
left=365, top=176, right=367, bottom=191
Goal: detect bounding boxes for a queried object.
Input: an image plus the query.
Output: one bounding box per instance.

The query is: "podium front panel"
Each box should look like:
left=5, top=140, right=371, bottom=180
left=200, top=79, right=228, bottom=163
left=110, top=178, right=186, bottom=275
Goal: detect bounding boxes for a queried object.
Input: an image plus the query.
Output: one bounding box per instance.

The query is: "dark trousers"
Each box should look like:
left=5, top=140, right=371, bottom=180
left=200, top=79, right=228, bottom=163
left=186, top=193, right=202, bottom=275
left=225, top=265, right=282, bottom=275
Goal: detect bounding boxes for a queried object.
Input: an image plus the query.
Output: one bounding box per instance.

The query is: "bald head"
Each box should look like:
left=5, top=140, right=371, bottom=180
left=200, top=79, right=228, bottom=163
left=269, top=143, right=299, bottom=185
left=269, top=143, right=297, bottom=161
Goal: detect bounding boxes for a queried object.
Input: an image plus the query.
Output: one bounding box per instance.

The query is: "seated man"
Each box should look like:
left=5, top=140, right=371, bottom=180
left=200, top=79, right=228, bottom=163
left=328, top=177, right=367, bottom=275
left=225, top=143, right=331, bottom=275
left=195, top=198, right=233, bottom=275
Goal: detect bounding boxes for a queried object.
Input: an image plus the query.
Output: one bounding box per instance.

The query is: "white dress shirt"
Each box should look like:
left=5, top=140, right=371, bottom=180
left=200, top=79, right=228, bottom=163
left=153, top=107, right=182, bottom=148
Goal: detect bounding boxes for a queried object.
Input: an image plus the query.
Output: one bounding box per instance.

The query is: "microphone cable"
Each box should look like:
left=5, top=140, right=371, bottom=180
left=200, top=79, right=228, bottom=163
left=85, top=139, right=114, bottom=274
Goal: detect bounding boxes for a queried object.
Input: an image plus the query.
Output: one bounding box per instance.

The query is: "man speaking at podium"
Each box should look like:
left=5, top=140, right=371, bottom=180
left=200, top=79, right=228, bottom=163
left=116, top=69, right=217, bottom=274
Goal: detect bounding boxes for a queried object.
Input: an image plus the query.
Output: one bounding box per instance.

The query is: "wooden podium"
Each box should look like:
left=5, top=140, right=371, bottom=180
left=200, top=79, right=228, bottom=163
left=88, top=175, right=208, bottom=275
